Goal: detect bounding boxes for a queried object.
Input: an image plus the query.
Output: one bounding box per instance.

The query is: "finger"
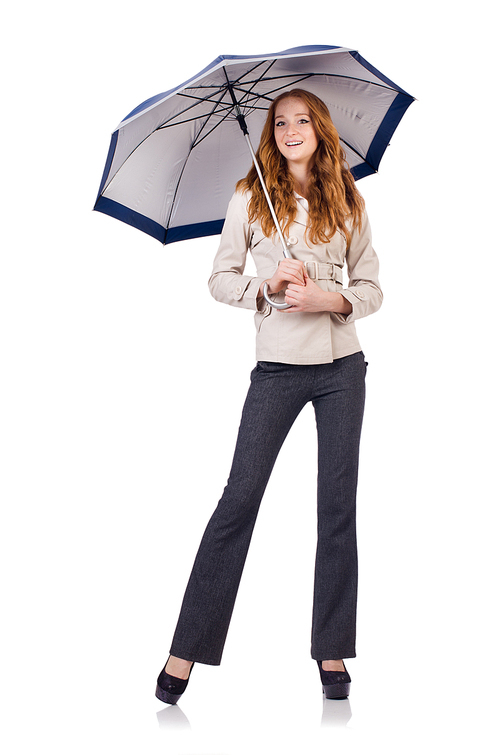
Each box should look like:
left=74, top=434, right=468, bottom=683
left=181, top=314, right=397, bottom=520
left=280, top=263, right=303, bottom=276
left=279, top=278, right=305, bottom=289
left=278, top=261, right=302, bottom=273
left=286, top=284, right=306, bottom=299
left=282, top=269, right=306, bottom=285
left=279, top=260, right=304, bottom=273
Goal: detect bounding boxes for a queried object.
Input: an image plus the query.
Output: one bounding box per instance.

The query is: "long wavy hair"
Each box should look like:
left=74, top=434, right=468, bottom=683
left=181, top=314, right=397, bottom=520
left=236, top=89, right=365, bottom=247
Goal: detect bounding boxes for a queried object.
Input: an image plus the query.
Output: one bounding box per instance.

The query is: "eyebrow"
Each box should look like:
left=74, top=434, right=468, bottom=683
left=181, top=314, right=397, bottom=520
left=275, top=112, right=310, bottom=120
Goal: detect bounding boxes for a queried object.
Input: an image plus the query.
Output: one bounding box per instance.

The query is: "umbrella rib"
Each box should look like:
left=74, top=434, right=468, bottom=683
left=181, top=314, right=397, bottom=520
left=159, top=100, right=270, bottom=128
left=165, top=60, right=273, bottom=118
left=182, top=70, right=398, bottom=95
left=191, top=107, right=236, bottom=147
left=235, top=71, right=401, bottom=93
left=174, top=61, right=276, bottom=117
left=163, top=64, right=279, bottom=227
left=177, top=91, right=231, bottom=104
left=169, top=61, right=277, bottom=121
left=230, top=61, right=280, bottom=114
left=159, top=68, right=400, bottom=131
left=164, top=88, right=234, bottom=231
left=234, top=59, right=276, bottom=92
left=220, top=75, right=314, bottom=122
left=233, top=75, right=314, bottom=109
left=227, top=59, right=273, bottom=87
left=158, top=103, right=234, bottom=130
left=220, top=60, right=283, bottom=115
left=102, top=90, right=233, bottom=194
left=157, top=91, right=230, bottom=128
left=160, top=65, right=278, bottom=137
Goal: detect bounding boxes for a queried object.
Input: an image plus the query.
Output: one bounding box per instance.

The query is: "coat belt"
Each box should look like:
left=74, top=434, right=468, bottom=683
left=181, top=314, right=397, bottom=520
left=304, top=261, right=342, bottom=283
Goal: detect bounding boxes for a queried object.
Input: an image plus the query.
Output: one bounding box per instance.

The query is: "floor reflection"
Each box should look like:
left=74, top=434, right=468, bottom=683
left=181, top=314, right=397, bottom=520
left=155, top=689, right=352, bottom=732
left=321, top=696, right=352, bottom=727
left=156, top=703, right=191, bottom=729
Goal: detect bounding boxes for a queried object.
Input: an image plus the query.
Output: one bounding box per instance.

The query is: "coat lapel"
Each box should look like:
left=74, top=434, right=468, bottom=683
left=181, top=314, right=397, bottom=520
left=293, top=197, right=309, bottom=228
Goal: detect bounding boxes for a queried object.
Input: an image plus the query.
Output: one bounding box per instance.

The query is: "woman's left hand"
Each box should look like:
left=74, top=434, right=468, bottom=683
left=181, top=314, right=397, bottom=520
left=282, top=269, right=352, bottom=314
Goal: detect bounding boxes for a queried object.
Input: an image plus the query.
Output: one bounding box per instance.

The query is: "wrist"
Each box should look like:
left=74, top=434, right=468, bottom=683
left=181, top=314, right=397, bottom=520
left=324, top=291, right=340, bottom=312
left=337, top=292, right=353, bottom=315
left=328, top=292, right=353, bottom=315
left=264, top=278, right=279, bottom=295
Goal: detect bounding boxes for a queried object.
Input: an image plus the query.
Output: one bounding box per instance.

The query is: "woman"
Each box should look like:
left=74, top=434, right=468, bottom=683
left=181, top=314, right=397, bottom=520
left=156, top=89, right=382, bottom=704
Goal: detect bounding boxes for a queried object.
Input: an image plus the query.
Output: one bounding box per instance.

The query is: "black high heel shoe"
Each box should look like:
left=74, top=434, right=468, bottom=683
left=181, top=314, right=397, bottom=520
left=156, top=657, right=194, bottom=705
left=317, top=660, right=351, bottom=699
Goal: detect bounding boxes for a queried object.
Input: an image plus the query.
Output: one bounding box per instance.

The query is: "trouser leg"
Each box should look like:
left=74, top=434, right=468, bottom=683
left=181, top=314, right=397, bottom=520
left=310, top=352, right=367, bottom=660
left=170, top=362, right=308, bottom=665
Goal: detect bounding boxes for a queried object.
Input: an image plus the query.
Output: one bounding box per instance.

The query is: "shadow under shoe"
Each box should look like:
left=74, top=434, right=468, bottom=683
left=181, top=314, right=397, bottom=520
left=317, top=660, right=351, bottom=699
left=156, top=661, right=194, bottom=705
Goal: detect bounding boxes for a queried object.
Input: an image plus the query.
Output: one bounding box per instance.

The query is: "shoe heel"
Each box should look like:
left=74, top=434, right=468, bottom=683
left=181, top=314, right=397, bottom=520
left=155, top=683, right=183, bottom=705
left=323, top=681, right=350, bottom=699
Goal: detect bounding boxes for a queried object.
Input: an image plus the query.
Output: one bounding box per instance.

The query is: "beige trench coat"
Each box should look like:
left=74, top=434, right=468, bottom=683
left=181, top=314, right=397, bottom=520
left=208, top=190, right=383, bottom=365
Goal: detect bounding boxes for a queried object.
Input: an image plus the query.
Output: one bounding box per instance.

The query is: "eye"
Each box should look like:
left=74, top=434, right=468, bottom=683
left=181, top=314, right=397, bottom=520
left=298, top=118, right=310, bottom=125
left=275, top=120, right=286, bottom=128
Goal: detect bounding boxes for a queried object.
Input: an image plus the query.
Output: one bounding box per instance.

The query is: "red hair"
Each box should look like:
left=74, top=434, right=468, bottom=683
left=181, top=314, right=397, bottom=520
left=236, top=89, right=365, bottom=247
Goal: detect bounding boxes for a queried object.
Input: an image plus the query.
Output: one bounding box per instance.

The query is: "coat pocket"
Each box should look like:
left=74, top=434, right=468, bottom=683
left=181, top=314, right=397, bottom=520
left=254, top=305, right=272, bottom=333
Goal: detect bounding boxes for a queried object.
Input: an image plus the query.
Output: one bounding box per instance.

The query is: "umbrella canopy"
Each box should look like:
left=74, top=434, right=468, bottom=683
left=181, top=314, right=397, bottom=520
left=94, top=45, right=414, bottom=245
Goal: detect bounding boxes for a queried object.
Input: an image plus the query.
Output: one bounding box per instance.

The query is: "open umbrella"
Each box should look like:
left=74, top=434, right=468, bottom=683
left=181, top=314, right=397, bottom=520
left=94, top=44, right=414, bottom=306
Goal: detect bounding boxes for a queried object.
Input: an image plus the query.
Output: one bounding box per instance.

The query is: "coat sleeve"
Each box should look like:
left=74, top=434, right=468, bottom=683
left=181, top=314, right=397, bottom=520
left=335, top=212, right=383, bottom=323
left=208, top=191, right=268, bottom=311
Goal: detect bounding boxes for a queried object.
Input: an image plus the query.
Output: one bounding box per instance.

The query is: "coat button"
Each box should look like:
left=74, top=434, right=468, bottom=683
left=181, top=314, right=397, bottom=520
left=235, top=285, right=242, bottom=295
left=287, top=236, right=298, bottom=245
left=355, top=289, right=365, bottom=298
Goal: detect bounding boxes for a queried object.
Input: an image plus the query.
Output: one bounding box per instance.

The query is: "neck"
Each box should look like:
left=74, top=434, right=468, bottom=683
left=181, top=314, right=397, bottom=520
left=287, top=161, right=311, bottom=198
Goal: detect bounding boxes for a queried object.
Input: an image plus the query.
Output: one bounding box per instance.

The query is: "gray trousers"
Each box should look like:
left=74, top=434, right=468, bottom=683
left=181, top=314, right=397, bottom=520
left=170, top=351, right=367, bottom=665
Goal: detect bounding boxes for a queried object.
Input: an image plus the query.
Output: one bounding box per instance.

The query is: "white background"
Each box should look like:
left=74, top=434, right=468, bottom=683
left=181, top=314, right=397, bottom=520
left=2, top=2, right=498, bottom=754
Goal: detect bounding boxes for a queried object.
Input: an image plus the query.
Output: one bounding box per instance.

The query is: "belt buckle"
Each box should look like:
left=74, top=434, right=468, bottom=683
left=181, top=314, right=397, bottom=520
left=305, top=260, right=319, bottom=280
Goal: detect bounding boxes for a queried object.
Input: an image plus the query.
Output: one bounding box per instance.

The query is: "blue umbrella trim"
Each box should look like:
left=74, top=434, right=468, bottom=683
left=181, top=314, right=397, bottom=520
left=94, top=196, right=225, bottom=245
left=94, top=196, right=166, bottom=243
left=348, top=51, right=413, bottom=97
left=364, top=91, right=414, bottom=171
left=165, top=219, right=225, bottom=244
left=94, top=160, right=381, bottom=245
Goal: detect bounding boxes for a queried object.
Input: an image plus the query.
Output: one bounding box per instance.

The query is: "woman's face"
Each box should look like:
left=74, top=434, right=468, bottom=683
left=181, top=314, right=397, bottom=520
left=273, top=97, right=319, bottom=170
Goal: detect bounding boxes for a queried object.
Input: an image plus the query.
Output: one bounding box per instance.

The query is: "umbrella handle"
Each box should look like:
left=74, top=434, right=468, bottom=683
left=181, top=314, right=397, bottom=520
left=262, top=281, right=292, bottom=310
left=262, top=241, right=294, bottom=310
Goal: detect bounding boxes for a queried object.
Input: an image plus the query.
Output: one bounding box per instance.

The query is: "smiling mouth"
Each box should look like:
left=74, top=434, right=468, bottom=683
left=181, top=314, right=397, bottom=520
left=286, top=141, right=303, bottom=146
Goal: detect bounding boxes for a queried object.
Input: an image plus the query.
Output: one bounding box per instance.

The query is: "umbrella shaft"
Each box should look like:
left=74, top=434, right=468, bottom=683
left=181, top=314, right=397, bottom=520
left=243, top=134, right=291, bottom=259
left=243, top=133, right=292, bottom=309
left=225, top=72, right=289, bottom=259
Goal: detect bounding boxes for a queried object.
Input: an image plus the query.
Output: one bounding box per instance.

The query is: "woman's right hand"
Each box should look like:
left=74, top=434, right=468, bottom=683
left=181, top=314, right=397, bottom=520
left=261, top=259, right=305, bottom=296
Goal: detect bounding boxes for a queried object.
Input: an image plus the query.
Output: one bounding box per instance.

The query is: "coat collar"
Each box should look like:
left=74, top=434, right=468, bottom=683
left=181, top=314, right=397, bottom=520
left=293, top=194, right=309, bottom=228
